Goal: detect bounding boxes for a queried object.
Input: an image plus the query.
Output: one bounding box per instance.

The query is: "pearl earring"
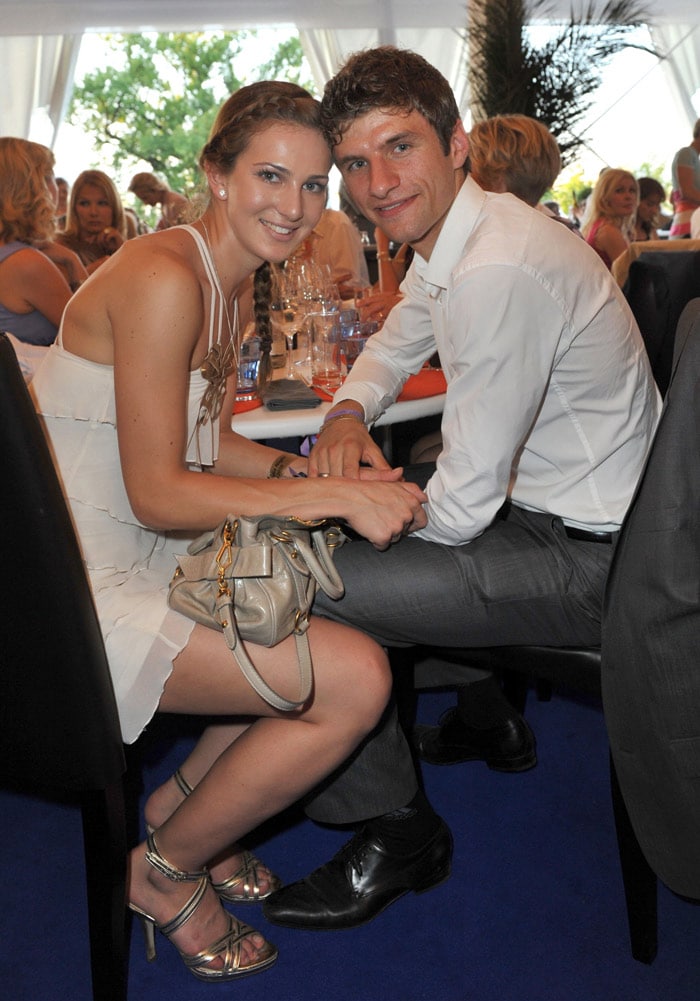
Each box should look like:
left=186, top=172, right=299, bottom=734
left=219, top=188, right=227, bottom=198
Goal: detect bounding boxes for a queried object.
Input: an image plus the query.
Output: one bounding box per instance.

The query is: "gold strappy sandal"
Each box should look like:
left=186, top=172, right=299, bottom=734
left=129, top=831, right=277, bottom=982
left=169, top=768, right=282, bottom=903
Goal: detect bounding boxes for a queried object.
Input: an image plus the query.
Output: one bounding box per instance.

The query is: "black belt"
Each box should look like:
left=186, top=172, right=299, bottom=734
left=563, top=525, right=615, bottom=545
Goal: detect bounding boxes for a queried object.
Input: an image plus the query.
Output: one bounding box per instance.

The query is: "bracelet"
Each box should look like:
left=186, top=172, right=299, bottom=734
left=268, top=453, right=295, bottom=478
left=317, top=415, right=366, bottom=437
left=322, top=407, right=365, bottom=426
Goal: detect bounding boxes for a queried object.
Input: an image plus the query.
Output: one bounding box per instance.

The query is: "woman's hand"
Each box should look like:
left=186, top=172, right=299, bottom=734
left=358, top=290, right=401, bottom=324
left=343, top=478, right=427, bottom=549
left=98, top=227, right=125, bottom=256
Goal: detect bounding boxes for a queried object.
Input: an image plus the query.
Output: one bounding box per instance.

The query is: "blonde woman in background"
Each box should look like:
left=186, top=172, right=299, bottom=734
left=581, top=168, right=639, bottom=270
left=57, top=168, right=131, bottom=272
left=0, top=137, right=83, bottom=377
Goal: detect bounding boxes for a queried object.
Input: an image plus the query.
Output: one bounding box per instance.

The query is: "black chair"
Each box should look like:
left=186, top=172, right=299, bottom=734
left=408, top=299, right=700, bottom=965
left=624, top=249, right=700, bottom=396
left=0, top=332, right=131, bottom=1001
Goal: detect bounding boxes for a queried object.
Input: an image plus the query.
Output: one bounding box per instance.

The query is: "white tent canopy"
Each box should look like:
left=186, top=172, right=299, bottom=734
left=0, top=1, right=698, bottom=150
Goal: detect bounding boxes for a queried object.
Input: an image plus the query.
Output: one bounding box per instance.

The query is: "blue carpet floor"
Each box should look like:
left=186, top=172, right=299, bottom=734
left=2, top=686, right=699, bottom=1001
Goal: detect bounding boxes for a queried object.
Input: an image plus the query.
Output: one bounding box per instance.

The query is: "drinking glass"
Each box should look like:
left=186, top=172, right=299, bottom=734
left=341, top=319, right=378, bottom=373
left=236, top=335, right=265, bottom=402
left=309, top=305, right=342, bottom=392
left=270, top=268, right=301, bottom=379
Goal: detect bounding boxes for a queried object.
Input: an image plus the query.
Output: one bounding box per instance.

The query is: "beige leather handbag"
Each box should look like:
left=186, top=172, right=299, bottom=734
left=168, top=515, right=345, bottom=711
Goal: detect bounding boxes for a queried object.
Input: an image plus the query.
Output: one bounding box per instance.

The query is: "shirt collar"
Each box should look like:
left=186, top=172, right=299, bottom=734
left=417, top=175, right=486, bottom=293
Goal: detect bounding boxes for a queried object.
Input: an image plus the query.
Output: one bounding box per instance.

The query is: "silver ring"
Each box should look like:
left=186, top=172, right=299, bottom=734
left=319, top=472, right=330, bottom=478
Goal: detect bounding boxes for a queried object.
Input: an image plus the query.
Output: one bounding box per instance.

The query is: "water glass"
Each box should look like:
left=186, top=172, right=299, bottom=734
left=309, top=309, right=342, bottom=392
left=340, top=320, right=378, bottom=372
left=341, top=319, right=378, bottom=372
left=236, top=336, right=265, bottom=402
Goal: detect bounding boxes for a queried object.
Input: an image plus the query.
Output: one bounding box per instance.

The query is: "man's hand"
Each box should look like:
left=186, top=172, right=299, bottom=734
left=309, top=405, right=391, bottom=478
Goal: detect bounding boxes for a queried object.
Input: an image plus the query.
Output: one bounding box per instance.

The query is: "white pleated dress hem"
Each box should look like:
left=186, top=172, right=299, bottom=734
left=31, top=343, right=210, bottom=743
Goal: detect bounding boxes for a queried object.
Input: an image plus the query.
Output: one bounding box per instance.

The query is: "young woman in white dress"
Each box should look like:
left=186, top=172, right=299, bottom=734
left=32, top=81, right=427, bottom=983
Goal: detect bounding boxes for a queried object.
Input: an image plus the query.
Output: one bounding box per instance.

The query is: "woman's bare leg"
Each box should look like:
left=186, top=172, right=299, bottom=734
left=129, top=615, right=391, bottom=968
left=145, top=721, right=279, bottom=897
left=145, top=722, right=250, bottom=823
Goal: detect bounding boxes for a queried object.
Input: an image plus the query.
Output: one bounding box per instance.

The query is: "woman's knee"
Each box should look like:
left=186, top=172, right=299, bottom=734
left=341, top=636, right=393, bottom=735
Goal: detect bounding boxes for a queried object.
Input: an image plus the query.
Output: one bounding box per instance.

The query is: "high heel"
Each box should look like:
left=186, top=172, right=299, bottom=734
left=148, top=769, right=282, bottom=903
left=129, top=831, right=278, bottom=982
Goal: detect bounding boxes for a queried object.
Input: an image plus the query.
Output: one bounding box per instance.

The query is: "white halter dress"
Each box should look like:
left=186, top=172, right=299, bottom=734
left=31, top=225, right=236, bottom=743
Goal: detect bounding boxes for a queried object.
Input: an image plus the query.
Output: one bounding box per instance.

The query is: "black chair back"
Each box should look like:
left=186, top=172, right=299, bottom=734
left=602, top=297, right=700, bottom=900
left=624, top=250, right=700, bottom=396
left=0, top=332, right=129, bottom=1000
left=0, top=333, right=125, bottom=791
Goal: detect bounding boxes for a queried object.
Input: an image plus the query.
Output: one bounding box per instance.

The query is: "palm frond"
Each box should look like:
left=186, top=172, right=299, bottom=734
left=467, top=0, right=659, bottom=166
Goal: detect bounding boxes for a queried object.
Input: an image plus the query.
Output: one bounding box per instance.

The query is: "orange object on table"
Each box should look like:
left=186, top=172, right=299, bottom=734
left=397, top=369, right=446, bottom=401
left=234, top=397, right=263, bottom=414
left=314, top=368, right=446, bottom=404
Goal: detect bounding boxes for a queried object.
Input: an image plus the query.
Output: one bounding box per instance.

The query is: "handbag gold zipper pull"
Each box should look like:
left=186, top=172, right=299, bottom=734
left=215, top=519, right=236, bottom=596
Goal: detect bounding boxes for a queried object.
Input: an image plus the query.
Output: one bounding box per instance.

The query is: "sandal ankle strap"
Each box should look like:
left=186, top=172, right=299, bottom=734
left=145, top=830, right=208, bottom=883
left=173, top=768, right=194, bottom=798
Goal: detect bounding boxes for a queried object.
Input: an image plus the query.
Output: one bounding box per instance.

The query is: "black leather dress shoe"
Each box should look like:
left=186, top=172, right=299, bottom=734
left=413, top=707, right=537, bottom=772
left=262, top=819, right=452, bottom=930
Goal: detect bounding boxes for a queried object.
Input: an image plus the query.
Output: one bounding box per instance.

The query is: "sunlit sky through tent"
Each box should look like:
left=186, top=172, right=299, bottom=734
left=39, top=26, right=700, bottom=211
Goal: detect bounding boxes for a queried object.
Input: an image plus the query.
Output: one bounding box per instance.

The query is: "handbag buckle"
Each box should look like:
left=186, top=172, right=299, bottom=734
left=293, top=608, right=311, bottom=634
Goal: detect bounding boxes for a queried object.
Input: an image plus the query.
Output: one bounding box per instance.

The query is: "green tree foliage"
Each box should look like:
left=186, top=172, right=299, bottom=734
left=551, top=169, right=594, bottom=215
left=467, top=1, right=657, bottom=167
left=68, top=31, right=310, bottom=194
left=257, top=37, right=316, bottom=93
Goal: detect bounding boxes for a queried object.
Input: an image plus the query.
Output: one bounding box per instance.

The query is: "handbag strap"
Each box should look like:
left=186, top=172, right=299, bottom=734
left=215, top=591, right=312, bottom=712
left=292, top=526, right=345, bottom=599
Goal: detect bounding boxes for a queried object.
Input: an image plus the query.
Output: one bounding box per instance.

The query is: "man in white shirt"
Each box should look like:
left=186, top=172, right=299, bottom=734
left=262, top=46, right=661, bottom=933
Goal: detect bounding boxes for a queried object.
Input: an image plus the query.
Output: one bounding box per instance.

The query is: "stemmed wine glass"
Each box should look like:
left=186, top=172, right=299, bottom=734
left=270, top=266, right=302, bottom=379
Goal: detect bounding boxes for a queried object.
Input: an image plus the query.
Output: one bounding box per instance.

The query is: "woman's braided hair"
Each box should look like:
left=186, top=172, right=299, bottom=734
left=199, top=81, right=326, bottom=353
left=253, top=261, right=273, bottom=353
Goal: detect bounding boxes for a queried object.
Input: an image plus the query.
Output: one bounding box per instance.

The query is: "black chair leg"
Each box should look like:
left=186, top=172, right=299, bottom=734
left=390, top=647, right=421, bottom=733
left=534, top=679, right=553, bottom=702
left=502, top=669, right=529, bottom=715
left=80, top=778, right=129, bottom=1001
left=609, top=753, right=658, bottom=964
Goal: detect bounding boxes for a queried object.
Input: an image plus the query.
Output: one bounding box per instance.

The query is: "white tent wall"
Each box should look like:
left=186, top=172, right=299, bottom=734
left=651, top=23, right=700, bottom=126
left=1, top=34, right=81, bottom=140
left=0, top=2, right=697, bottom=158
left=298, top=27, right=469, bottom=110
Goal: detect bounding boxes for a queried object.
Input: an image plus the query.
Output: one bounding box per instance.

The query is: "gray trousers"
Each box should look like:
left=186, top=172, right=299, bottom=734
left=305, top=503, right=615, bottom=823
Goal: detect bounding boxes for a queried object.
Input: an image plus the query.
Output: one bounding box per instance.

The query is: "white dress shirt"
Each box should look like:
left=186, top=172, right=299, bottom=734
left=334, top=176, right=661, bottom=545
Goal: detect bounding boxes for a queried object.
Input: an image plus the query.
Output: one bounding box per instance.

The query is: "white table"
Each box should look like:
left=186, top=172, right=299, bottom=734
left=233, top=386, right=445, bottom=463
left=232, top=392, right=444, bottom=442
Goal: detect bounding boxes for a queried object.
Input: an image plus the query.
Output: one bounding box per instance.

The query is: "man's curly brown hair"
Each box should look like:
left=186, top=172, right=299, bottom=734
left=320, top=46, right=460, bottom=156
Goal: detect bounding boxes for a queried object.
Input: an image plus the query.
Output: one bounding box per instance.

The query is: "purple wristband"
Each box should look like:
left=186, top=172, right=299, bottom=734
left=321, top=407, right=365, bottom=427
